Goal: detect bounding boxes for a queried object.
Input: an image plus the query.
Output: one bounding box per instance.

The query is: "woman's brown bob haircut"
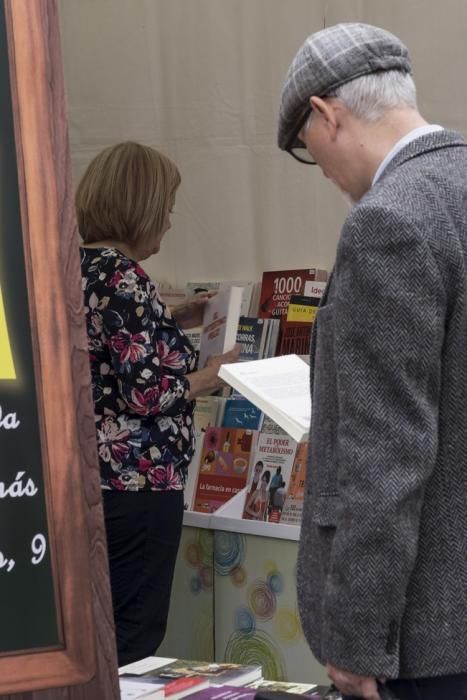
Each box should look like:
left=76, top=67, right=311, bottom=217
left=75, top=141, right=181, bottom=246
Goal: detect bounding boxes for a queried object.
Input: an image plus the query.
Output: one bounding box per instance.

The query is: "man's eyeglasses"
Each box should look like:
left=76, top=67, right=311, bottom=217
left=284, top=106, right=316, bottom=165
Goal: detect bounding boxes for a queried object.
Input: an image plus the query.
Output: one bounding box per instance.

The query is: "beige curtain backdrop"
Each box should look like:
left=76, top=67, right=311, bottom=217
left=59, top=0, right=467, bottom=287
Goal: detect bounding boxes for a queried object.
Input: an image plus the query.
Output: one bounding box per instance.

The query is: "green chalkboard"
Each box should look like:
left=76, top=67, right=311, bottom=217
left=0, top=3, right=60, bottom=653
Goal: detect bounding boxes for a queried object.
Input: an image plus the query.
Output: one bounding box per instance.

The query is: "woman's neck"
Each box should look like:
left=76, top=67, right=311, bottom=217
left=82, top=239, right=140, bottom=261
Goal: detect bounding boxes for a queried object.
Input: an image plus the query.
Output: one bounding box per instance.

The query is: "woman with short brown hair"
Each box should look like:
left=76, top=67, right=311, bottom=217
left=78, top=142, right=238, bottom=665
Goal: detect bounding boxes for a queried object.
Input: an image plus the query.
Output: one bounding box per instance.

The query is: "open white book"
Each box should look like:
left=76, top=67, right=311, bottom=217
left=197, top=286, right=243, bottom=368
left=218, top=354, right=311, bottom=442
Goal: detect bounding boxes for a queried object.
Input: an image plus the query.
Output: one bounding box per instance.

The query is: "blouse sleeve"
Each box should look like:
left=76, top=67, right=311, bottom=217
left=98, top=260, right=192, bottom=417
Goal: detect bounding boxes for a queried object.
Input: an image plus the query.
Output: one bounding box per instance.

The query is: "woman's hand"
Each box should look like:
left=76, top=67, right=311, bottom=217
left=186, top=344, right=241, bottom=399
left=205, top=344, right=241, bottom=384
left=171, top=291, right=217, bottom=329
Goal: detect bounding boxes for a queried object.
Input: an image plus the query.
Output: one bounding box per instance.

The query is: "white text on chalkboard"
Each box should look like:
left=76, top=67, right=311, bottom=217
left=0, top=533, right=47, bottom=573
left=0, top=404, right=19, bottom=430
left=0, top=471, right=38, bottom=498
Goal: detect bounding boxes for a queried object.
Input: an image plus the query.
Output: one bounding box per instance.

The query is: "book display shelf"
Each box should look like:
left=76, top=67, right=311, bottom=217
left=183, top=490, right=300, bottom=542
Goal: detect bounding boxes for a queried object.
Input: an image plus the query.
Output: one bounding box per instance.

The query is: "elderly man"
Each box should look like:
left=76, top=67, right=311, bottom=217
left=278, top=23, right=467, bottom=700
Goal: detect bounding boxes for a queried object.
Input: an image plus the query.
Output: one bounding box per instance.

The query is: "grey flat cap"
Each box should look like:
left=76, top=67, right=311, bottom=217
left=278, top=23, right=412, bottom=151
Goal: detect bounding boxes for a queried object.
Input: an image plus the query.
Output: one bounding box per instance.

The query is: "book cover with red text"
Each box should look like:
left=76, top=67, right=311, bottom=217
left=258, top=268, right=327, bottom=320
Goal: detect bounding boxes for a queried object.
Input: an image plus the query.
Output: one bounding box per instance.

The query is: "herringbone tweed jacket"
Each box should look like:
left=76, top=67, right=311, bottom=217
left=297, top=130, right=467, bottom=680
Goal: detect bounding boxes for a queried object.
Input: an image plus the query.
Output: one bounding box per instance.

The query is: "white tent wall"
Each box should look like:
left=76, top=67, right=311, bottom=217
left=58, top=0, right=467, bottom=287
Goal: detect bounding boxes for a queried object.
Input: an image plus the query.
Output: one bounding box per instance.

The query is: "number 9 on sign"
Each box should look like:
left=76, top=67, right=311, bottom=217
left=31, top=534, right=46, bottom=565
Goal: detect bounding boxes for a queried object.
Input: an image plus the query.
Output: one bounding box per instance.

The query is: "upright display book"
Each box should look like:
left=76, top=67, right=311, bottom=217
left=236, top=316, right=267, bottom=361
left=221, top=396, right=263, bottom=430
left=280, top=441, right=308, bottom=525
left=192, top=426, right=256, bottom=513
left=242, top=429, right=297, bottom=522
left=258, top=268, right=327, bottom=320
left=120, top=657, right=262, bottom=688
left=185, top=397, right=226, bottom=510
left=198, top=287, right=243, bottom=368
left=218, top=355, right=311, bottom=442
left=277, top=295, right=320, bottom=357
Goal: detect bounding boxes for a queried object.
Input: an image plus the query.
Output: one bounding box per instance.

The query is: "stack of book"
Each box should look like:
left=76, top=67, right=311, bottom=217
left=119, top=656, right=262, bottom=700
left=118, top=655, right=336, bottom=700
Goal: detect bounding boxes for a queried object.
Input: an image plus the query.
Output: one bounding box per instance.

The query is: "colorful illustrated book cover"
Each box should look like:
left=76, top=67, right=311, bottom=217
left=193, top=427, right=256, bottom=513
left=242, top=429, right=297, bottom=522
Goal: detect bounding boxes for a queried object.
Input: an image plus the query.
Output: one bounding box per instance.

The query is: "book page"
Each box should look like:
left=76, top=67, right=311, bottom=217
left=226, top=357, right=310, bottom=421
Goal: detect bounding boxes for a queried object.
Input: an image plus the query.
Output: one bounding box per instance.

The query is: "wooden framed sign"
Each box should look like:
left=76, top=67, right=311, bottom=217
left=0, top=1, right=118, bottom=696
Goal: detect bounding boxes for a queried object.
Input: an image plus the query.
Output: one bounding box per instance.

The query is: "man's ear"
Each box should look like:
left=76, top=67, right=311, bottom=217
left=310, top=96, right=339, bottom=138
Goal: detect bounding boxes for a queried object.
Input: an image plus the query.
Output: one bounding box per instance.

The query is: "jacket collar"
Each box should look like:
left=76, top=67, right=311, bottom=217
left=377, top=129, right=467, bottom=183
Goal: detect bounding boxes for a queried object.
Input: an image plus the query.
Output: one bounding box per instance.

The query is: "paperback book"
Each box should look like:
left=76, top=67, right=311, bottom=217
left=247, top=679, right=326, bottom=696
left=277, top=295, right=320, bottom=357
left=198, top=287, right=243, bottom=369
left=258, top=268, right=327, bottom=320
left=218, top=354, right=311, bottom=443
left=236, top=316, right=267, bottom=361
left=185, top=397, right=226, bottom=510
left=280, top=441, right=308, bottom=525
left=192, top=427, right=256, bottom=513
left=242, top=428, right=297, bottom=522
left=221, top=396, right=263, bottom=431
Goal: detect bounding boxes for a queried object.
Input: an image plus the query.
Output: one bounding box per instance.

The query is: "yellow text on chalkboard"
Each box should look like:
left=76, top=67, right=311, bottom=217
left=0, top=285, right=16, bottom=379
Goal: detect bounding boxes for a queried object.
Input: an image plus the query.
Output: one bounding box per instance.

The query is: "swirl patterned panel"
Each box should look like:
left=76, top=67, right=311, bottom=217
left=235, top=606, right=256, bottom=635
left=214, top=531, right=246, bottom=576
left=247, top=578, right=277, bottom=620
left=224, top=629, right=286, bottom=681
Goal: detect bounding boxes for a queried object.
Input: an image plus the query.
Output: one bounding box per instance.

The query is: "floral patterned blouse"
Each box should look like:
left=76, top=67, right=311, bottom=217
left=80, top=247, right=197, bottom=492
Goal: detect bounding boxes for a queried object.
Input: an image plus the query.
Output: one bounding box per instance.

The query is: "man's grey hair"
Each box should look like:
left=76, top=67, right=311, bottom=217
left=328, top=69, right=418, bottom=121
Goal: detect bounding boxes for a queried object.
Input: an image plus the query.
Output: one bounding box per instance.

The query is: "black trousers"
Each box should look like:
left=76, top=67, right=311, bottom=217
left=343, top=672, right=467, bottom=699
left=103, top=489, right=184, bottom=667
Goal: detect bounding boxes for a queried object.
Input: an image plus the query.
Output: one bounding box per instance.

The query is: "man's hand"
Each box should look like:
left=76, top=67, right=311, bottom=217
left=326, top=663, right=381, bottom=699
